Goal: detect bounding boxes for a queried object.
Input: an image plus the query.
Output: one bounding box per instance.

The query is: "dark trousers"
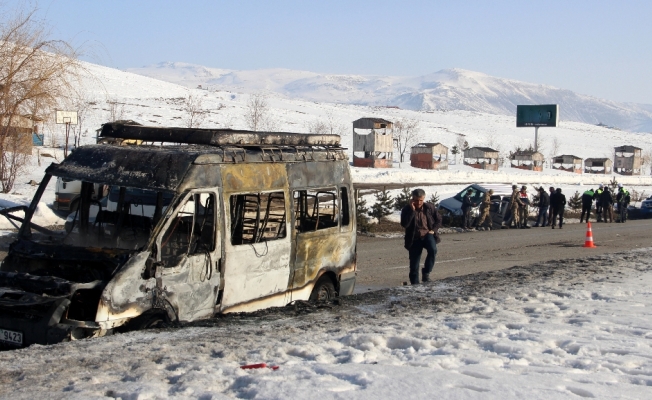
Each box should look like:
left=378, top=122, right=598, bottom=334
left=408, top=234, right=438, bottom=284
left=595, top=203, right=602, bottom=221
left=535, top=206, right=548, bottom=226
left=462, top=208, right=473, bottom=228
left=547, top=205, right=554, bottom=226
left=551, top=207, right=564, bottom=228
left=580, top=205, right=591, bottom=222
left=619, top=204, right=627, bottom=222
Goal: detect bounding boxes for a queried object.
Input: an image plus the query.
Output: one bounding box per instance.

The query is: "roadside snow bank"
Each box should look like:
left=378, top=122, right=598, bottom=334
left=2, top=249, right=652, bottom=399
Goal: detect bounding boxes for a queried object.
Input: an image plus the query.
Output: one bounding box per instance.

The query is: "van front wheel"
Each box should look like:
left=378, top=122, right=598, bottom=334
left=309, top=276, right=336, bottom=303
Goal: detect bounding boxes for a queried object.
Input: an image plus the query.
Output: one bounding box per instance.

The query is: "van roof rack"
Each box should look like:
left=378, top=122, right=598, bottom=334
left=99, top=123, right=341, bottom=148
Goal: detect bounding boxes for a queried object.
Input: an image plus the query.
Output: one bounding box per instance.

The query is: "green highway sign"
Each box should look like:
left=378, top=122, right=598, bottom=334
left=516, top=104, right=559, bottom=127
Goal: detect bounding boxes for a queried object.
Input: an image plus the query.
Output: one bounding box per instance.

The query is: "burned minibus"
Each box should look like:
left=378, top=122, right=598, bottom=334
left=0, top=123, right=356, bottom=347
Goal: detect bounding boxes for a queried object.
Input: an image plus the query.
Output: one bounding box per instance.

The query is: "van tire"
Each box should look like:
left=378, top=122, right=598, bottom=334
left=309, top=276, right=336, bottom=303
left=127, top=311, right=169, bottom=330
left=69, top=199, right=79, bottom=212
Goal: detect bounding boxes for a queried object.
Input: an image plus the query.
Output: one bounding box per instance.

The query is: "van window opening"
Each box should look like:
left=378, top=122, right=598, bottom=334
left=62, top=181, right=174, bottom=250
left=340, top=187, right=350, bottom=227
left=294, top=189, right=340, bottom=233
left=160, top=192, right=216, bottom=266
left=230, top=192, right=287, bottom=245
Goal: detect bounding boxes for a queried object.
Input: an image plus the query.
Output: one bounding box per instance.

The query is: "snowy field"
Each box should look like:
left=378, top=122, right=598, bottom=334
left=1, top=249, right=652, bottom=399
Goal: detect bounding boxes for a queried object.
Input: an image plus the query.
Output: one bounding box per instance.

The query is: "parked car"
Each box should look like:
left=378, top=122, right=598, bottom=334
left=438, top=184, right=513, bottom=228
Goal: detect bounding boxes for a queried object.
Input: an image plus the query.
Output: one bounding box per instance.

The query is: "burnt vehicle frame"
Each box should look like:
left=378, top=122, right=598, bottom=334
left=0, top=123, right=357, bottom=347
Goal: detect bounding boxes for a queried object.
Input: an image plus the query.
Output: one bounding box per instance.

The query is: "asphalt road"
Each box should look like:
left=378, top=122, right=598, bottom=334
left=355, top=219, right=652, bottom=292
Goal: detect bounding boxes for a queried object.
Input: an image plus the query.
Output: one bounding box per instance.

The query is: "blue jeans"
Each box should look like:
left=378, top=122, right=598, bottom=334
left=536, top=206, right=549, bottom=226
left=408, top=234, right=438, bottom=284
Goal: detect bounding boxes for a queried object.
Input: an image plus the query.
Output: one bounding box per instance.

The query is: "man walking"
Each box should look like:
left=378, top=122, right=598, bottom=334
left=616, top=184, right=630, bottom=223
left=400, top=189, right=442, bottom=285
left=550, top=188, right=566, bottom=229
left=580, top=188, right=595, bottom=223
left=601, top=186, right=614, bottom=223
left=476, top=189, right=493, bottom=230
left=534, top=186, right=549, bottom=227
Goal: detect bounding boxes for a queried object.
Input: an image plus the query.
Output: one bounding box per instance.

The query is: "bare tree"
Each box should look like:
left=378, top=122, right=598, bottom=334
left=244, top=93, right=277, bottom=131
left=182, top=93, right=206, bottom=128
left=106, top=97, right=125, bottom=122
left=453, top=134, right=468, bottom=164
left=69, top=95, right=95, bottom=147
left=641, top=148, right=652, bottom=175
left=392, top=118, right=420, bottom=163
left=305, top=110, right=347, bottom=136
left=0, top=5, right=81, bottom=192
left=549, top=136, right=561, bottom=159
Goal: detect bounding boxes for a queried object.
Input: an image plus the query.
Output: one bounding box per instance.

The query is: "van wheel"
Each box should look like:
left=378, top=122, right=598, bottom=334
left=309, top=276, right=336, bottom=303
left=70, top=199, right=79, bottom=212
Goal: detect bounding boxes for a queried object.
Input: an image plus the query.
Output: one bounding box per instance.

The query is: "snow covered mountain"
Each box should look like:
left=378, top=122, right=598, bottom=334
left=127, top=62, right=652, bottom=133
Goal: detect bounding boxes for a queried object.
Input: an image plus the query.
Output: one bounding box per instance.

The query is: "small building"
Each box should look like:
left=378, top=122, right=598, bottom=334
left=463, top=147, right=499, bottom=171
left=584, top=158, right=613, bottom=174
left=0, top=114, right=40, bottom=154
left=352, top=118, right=393, bottom=168
left=614, top=145, right=642, bottom=175
left=410, top=142, right=449, bottom=170
left=510, top=150, right=544, bottom=172
left=551, top=155, right=583, bottom=174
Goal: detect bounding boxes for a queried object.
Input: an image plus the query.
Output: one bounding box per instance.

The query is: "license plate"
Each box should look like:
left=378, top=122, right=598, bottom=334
left=0, top=328, right=23, bottom=345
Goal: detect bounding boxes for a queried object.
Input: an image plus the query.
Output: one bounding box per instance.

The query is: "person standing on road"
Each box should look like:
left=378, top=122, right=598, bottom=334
left=595, top=184, right=604, bottom=222
left=475, top=189, right=493, bottom=230
left=400, top=188, right=442, bottom=285
left=547, top=186, right=556, bottom=226
left=550, top=188, right=566, bottom=229
left=461, top=189, right=477, bottom=230
left=601, top=186, right=614, bottom=223
left=580, top=188, right=595, bottom=223
left=507, top=185, right=524, bottom=228
left=518, top=186, right=531, bottom=228
left=616, top=184, right=630, bottom=223
left=534, top=186, right=549, bottom=227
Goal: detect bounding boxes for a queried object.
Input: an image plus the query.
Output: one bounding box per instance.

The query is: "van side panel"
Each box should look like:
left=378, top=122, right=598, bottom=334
left=219, top=163, right=292, bottom=312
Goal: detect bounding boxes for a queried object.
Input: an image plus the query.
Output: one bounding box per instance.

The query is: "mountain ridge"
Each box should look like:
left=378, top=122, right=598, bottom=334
left=126, top=62, right=652, bottom=133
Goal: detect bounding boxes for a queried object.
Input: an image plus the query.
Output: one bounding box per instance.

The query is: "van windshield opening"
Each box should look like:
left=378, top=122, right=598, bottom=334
left=58, top=181, right=174, bottom=250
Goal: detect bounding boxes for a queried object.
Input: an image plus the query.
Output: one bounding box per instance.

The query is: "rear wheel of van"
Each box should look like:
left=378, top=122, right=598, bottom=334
left=309, top=276, right=336, bottom=303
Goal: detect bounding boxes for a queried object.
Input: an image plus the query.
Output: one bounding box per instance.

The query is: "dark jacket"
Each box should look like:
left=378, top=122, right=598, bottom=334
left=617, top=189, right=630, bottom=205
left=601, top=189, right=614, bottom=206
left=538, top=191, right=550, bottom=208
left=401, top=202, right=442, bottom=250
left=550, top=191, right=567, bottom=210
left=461, top=194, right=474, bottom=211
left=581, top=190, right=594, bottom=207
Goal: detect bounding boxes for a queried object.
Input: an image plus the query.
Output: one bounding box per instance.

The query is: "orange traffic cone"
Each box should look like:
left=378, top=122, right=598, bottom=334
left=583, top=222, right=596, bottom=248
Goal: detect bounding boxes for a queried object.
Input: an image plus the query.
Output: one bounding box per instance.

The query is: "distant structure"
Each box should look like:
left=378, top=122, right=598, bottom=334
left=0, top=114, right=40, bottom=154
left=551, top=155, right=583, bottom=174
left=352, top=118, right=393, bottom=168
left=510, top=150, right=544, bottom=172
left=410, top=143, right=449, bottom=170
left=584, top=158, right=613, bottom=174
left=463, top=147, right=499, bottom=171
left=614, top=145, right=642, bottom=175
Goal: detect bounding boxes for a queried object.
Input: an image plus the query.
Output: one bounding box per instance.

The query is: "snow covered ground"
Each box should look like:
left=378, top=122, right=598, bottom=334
left=1, top=249, right=652, bottom=399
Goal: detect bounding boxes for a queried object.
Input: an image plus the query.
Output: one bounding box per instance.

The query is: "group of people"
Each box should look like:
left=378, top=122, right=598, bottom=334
left=399, top=185, right=633, bottom=285
left=579, top=184, right=630, bottom=223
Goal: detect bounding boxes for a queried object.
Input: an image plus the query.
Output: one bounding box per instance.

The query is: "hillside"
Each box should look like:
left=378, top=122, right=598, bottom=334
left=127, top=62, right=652, bottom=133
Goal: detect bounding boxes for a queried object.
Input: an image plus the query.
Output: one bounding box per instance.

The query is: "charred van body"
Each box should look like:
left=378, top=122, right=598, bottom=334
left=0, top=123, right=357, bottom=347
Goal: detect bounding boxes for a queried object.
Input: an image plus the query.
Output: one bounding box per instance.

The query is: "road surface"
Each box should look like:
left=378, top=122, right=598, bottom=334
left=355, top=219, right=652, bottom=292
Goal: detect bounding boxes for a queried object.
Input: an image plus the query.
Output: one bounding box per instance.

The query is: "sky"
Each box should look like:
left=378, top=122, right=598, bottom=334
left=11, top=0, right=652, bottom=104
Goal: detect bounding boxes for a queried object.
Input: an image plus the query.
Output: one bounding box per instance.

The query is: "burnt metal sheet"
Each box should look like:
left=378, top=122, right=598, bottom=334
left=46, top=145, right=198, bottom=191
left=287, top=160, right=349, bottom=189
left=100, top=123, right=341, bottom=147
